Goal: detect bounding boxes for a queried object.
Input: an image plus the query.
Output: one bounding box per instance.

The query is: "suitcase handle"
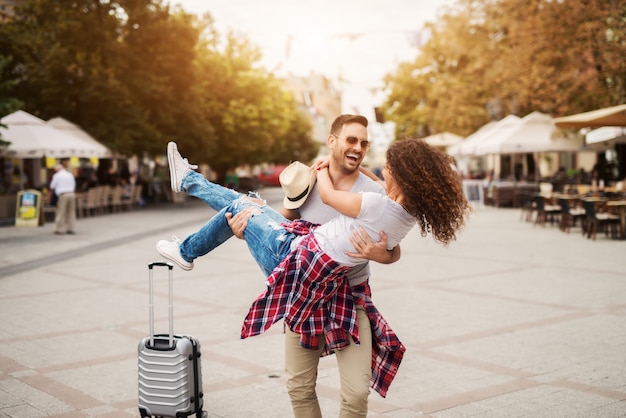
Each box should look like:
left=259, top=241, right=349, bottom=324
left=148, top=262, right=174, bottom=348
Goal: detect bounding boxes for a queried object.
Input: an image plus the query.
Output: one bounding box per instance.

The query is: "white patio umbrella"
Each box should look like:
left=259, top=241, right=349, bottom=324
left=554, top=104, right=626, bottom=129
left=448, top=115, right=521, bottom=157
left=583, top=126, right=626, bottom=150
left=46, top=117, right=112, bottom=158
left=0, top=110, right=102, bottom=158
left=475, top=111, right=583, bottom=156
left=423, top=132, right=463, bottom=149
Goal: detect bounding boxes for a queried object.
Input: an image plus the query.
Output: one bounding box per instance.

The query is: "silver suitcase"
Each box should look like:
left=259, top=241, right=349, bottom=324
left=138, top=262, right=205, bottom=418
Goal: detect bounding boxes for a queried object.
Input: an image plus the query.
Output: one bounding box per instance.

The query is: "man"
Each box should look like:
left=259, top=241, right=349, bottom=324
left=49, top=160, right=76, bottom=235
left=227, top=114, right=400, bottom=417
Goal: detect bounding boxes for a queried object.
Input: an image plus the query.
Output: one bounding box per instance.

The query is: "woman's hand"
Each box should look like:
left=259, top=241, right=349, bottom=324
left=311, top=156, right=330, bottom=171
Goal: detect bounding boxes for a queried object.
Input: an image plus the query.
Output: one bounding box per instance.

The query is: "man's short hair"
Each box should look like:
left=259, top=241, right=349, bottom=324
left=330, top=114, right=368, bottom=136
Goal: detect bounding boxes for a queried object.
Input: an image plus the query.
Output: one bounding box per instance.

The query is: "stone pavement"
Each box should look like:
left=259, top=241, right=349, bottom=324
left=0, top=190, right=625, bottom=418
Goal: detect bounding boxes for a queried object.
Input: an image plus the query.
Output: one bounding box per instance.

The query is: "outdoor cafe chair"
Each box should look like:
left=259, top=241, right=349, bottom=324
left=557, top=197, right=585, bottom=233
left=519, top=191, right=536, bottom=222
left=581, top=199, right=620, bottom=240
left=534, top=194, right=560, bottom=227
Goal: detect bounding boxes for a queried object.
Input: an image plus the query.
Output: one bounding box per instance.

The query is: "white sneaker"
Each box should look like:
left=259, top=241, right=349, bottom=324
left=156, top=236, right=194, bottom=271
left=167, top=142, right=198, bottom=193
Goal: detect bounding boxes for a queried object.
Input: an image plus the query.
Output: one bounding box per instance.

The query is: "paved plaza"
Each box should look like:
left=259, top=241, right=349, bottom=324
left=1, top=189, right=625, bottom=417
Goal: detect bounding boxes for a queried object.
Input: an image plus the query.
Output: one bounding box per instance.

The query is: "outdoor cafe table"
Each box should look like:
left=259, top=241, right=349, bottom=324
left=607, top=200, right=626, bottom=239
left=553, top=193, right=582, bottom=204
left=582, top=197, right=608, bottom=203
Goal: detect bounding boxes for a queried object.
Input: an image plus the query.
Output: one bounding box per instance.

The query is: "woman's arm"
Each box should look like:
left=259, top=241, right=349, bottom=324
left=280, top=206, right=300, bottom=220
left=316, top=168, right=362, bottom=218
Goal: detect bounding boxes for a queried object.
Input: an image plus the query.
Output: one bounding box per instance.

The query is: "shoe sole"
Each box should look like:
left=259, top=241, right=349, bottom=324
left=167, top=142, right=180, bottom=193
left=156, top=242, right=193, bottom=271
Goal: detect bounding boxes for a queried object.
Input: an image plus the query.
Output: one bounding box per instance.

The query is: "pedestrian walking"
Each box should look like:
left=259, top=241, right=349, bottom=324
left=48, top=160, right=76, bottom=235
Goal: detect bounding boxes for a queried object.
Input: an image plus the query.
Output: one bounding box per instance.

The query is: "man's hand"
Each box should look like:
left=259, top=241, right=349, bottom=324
left=345, top=227, right=400, bottom=264
left=225, top=207, right=255, bottom=239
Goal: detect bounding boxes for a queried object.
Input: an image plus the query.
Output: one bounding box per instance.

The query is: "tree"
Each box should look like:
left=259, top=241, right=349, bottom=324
left=264, top=100, right=319, bottom=165
left=0, top=0, right=327, bottom=172
left=0, top=54, right=23, bottom=145
left=382, top=0, right=501, bottom=137
left=0, top=0, right=217, bottom=156
left=0, top=55, right=22, bottom=117
left=111, top=1, right=213, bottom=156
left=381, top=0, right=626, bottom=138
left=484, top=0, right=626, bottom=116
left=193, top=27, right=318, bottom=179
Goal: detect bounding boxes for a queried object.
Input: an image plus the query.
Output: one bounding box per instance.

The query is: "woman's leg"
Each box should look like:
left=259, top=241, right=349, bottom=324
left=181, top=171, right=242, bottom=211
left=179, top=205, right=238, bottom=261
left=160, top=190, right=294, bottom=274
left=168, top=140, right=242, bottom=211
left=161, top=142, right=294, bottom=273
left=241, top=203, right=295, bottom=277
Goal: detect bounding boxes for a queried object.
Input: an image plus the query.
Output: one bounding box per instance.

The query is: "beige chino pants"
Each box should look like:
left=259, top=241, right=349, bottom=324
left=55, top=193, right=76, bottom=233
left=285, top=305, right=372, bottom=418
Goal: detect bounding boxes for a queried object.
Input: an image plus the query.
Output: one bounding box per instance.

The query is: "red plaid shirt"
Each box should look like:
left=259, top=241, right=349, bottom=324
left=240, top=220, right=405, bottom=397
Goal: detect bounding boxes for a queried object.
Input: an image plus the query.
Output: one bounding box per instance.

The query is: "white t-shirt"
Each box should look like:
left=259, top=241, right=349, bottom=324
left=50, top=169, right=76, bottom=195
left=293, top=173, right=414, bottom=285
left=312, top=192, right=415, bottom=266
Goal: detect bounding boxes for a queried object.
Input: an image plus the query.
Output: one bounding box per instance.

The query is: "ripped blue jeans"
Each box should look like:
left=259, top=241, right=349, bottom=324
left=179, top=171, right=295, bottom=276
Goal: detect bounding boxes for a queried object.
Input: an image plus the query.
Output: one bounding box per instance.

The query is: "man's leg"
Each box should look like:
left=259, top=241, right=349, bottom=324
left=335, top=306, right=372, bottom=418
left=285, top=328, right=324, bottom=418
left=66, top=193, right=76, bottom=232
left=54, top=194, right=69, bottom=233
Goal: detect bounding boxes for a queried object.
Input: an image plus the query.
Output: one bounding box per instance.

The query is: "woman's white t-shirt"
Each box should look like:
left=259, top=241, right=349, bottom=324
left=299, top=192, right=415, bottom=267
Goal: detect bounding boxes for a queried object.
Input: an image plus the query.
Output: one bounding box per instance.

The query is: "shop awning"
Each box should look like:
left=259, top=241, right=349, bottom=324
left=554, top=104, right=626, bottom=129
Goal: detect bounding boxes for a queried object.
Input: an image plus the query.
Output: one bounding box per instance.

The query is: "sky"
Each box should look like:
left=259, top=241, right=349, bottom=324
left=175, top=0, right=456, bottom=116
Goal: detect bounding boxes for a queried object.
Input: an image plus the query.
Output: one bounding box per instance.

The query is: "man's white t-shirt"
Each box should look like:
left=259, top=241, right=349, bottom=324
left=50, top=169, right=76, bottom=195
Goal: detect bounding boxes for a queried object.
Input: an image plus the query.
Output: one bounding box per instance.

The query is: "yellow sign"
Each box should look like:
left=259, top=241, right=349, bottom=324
left=15, top=189, right=43, bottom=227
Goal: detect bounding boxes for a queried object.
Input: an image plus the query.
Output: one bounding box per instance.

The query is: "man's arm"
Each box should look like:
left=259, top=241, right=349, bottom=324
left=345, top=227, right=401, bottom=264
left=225, top=210, right=252, bottom=239
left=226, top=204, right=300, bottom=240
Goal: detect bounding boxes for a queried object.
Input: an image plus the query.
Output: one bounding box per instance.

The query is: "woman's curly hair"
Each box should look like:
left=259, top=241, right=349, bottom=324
left=386, top=138, right=471, bottom=246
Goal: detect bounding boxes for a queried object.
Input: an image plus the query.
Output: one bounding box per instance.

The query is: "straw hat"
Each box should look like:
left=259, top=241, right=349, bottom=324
left=279, top=161, right=316, bottom=209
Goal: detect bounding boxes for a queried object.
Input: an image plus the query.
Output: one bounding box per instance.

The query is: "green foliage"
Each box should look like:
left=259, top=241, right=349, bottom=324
left=0, top=55, right=23, bottom=118
left=0, top=54, right=23, bottom=144
left=0, top=54, right=23, bottom=145
left=191, top=28, right=318, bottom=177
left=0, top=0, right=316, bottom=173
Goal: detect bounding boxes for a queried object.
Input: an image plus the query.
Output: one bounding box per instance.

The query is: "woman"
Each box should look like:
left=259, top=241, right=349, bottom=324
left=158, top=140, right=468, bottom=273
